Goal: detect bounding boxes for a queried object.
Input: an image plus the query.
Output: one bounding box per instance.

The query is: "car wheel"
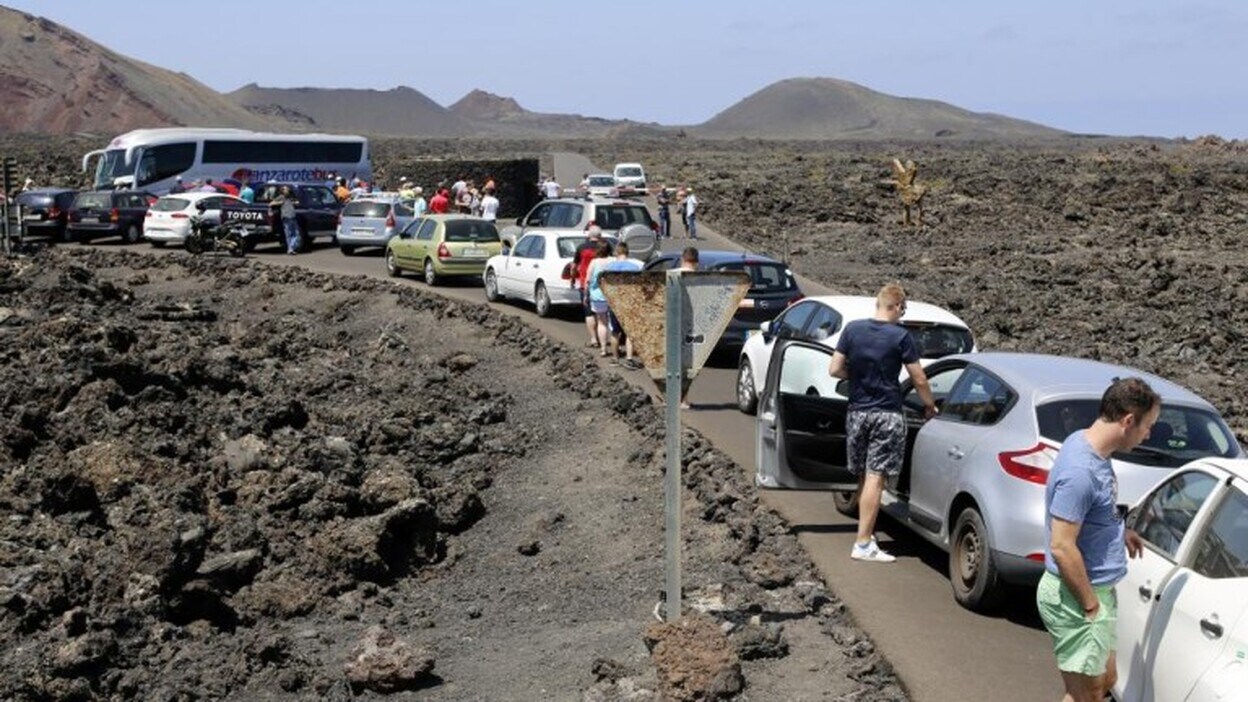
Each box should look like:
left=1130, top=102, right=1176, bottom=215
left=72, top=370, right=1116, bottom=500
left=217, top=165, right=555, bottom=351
left=385, top=250, right=401, bottom=277
left=150, top=241, right=166, bottom=249
left=423, top=259, right=439, bottom=286
left=124, top=224, right=140, bottom=244
left=736, top=358, right=758, bottom=414
left=484, top=268, right=501, bottom=301
left=77, top=233, right=91, bottom=246
left=832, top=490, right=860, bottom=518
left=340, top=245, right=356, bottom=256
left=950, top=507, right=1004, bottom=611
left=534, top=282, right=553, bottom=317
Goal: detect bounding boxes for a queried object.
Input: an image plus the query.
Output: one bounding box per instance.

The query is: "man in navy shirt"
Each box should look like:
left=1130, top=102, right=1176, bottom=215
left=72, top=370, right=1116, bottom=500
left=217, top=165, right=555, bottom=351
left=1039, top=378, right=1154, bottom=702
left=828, top=283, right=936, bottom=563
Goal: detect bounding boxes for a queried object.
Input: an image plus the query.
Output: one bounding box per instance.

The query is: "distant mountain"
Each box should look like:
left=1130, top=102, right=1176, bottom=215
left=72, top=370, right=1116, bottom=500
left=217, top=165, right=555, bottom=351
left=0, top=5, right=273, bottom=135
left=449, top=89, right=527, bottom=121
left=694, top=77, right=1064, bottom=140
left=449, top=89, right=673, bottom=138
left=227, top=84, right=468, bottom=137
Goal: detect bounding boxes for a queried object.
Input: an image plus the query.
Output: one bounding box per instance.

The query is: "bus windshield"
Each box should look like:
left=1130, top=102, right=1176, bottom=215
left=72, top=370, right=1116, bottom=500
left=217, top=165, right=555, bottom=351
left=94, top=149, right=131, bottom=189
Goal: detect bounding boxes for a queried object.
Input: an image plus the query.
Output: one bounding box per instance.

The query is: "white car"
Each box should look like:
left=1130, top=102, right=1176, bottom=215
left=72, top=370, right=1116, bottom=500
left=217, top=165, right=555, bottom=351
left=584, top=174, right=618, bottom=198
left=1114, top=457, right=1248, bottom=702
left=612, top=162, right=646, bottom=196
left=144, top=192, right=244, bottom=247
left=735, top=295, right=976, bottom=414
left=482, top=230, right=587, bottom=317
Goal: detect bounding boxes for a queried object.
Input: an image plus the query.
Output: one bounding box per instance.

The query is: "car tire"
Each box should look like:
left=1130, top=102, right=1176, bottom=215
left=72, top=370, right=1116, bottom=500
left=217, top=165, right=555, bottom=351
left=736, top=358, right=758, bottom=414
left=484, top=268, right=501, bottom=302
left=340, top=245, right=356, bottom=256
left=150, top=241, right=166, bottom=249
left=77, top=233, right=91, bottom=245
left=385, top=250, right=401, bottom=277
left=534, top=282, right=553, bottom=318
left=124, top=224, right=140, bottom=244
left=424, top=259, right=439, bottom=286
left=950, top=507, right=1004, bottom=611
left=832, top=489, right=860, bottom=518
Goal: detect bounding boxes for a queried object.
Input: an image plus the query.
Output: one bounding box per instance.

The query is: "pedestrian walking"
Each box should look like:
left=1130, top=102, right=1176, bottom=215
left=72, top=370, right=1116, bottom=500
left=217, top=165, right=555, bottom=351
left=1038, top=377, right=1155, bottom=702
left=676, top=187, right=688, bottom=235
left=827, top=283, right=937, bottom=563
left=572, top=225, right=609, bottom=348
left=543, top=177, right=562, bottom=200
left=479, top=186, right=499, bottom=222
left=269, top=185, right=300, bottom=254
left=585, top=240, right=615, bottom=355
left=602, top=242, right=645, bottom=369
left=685, top=187, right=699, bottom=239
left=656, top=186, right=671, bottom=238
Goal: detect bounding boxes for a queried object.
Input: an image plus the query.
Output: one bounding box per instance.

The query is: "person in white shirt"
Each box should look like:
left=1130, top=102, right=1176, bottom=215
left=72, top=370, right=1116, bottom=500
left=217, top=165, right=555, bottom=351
left=479, top=187, right=499, bottom=222
left=685, top=188, right=699, bottom=239
left=543, top=178, right=561, bottom=199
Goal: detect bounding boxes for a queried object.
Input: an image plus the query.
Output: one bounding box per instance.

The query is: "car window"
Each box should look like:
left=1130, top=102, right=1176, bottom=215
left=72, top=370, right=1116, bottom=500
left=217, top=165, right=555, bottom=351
left=445, top=220, right=500, bottom=243
left=716, top=261, right=798, bottom=293
left=549, top=202, right=583, bottom=228
left=774, top=301, right=817, bottom=339
left=556, top=236, right=585, bottom=258
left=394, top=201, right=414, bottom=217
left=343, top=201, right=390, bottom=218
left=777, top=344, right=838, bottom=397
left=135, top=142, right=195, bottom=186
left=525, top=203, right=550, bottom=227
left=644, top=256, right=678, bottom=271
left=512, top=235, right=536, bottom=258
left=805, top=304, right=843, bottom=342
left=1036, top=400, right=1238, bottom=466
left=16, top=193, right=54, bottom=208
left=904, top=365, right=965, bottom=412
left=589, top=176, right=614, bottom=187
left=527, top=236, right=546, bottom=259
left=125, top=194, right=148, bottom=208
left=73, top=192, right=111, bottom=209
left=1132, top=470, right=1220, bottom=559
left=315, top=187, right=339, bottom=207
left=940, top=366, right=1011, bottom=424
left=416, top=219, right=436, bottom=241
left=153, top=197, right=190, bottom=212
left=594, top=205, right=653, bottom=229
left=1190, top=488, right=1248, bottom=579
left=904, top=323, right=974, bottom=358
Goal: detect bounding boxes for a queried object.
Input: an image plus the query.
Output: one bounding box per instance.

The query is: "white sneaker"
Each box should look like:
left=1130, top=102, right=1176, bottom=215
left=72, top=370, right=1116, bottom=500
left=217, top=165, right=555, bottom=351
left=851, top=538, right=896, bottom=563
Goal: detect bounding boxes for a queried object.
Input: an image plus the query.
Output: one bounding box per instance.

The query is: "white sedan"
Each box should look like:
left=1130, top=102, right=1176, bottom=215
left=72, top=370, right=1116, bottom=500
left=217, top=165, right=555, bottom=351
left=735, top=295, right=976, bottom=414
left=144, top=192, right=244, bottom=247
left=584, top=174, right=619, bottom=198
left=482, top=230, right=587, bottom=317
left=1114, top=457, right=1248, bottom=702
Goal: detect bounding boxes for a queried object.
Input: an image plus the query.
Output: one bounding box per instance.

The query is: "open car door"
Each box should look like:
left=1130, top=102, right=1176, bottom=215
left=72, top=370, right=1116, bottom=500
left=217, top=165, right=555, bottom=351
left=755, top=339, right=858, bottom=490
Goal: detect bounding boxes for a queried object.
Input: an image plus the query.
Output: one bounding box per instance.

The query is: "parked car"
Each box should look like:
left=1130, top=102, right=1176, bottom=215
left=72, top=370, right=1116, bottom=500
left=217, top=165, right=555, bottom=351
left=1113, top=457, right=1248, bottom=702
left=612, top=162, right=646, bottom=196
left=386, top=215, right=502, bottom=285
left=219, top=182, right=342, bottom=251
left=735, top=295, right=975, bottom=414
left=482, top=230, right=587, bottom=317
left=755, top=348, right=1242, bottom=611
left=498, top=196, right=657, bottom=261
left=336, top=194, right=417, bottom=255
left=15, top=188, right=77, bottom=242
left=644, top=250, right=804, bottom=354
left=144, top=192, right=244, bottom=248
left=583, top=174, right=618, bottom=198
left=67, top=190, right=157, bottom=244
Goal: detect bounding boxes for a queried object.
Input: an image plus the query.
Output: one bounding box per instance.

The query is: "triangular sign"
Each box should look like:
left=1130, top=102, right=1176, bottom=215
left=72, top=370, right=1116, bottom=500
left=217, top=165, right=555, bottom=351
left=601, top=270, right=752, bottom=395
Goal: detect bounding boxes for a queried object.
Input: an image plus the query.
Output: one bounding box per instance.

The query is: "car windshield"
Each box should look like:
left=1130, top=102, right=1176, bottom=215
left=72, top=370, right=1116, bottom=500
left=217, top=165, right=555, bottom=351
left=1036, top=399, right=1239, bottom=467
left=557, top=236, right=586, bottom=258
left=616, top=167, right=642, bottom=177
left=594, top=206, right=653, bottom=229
left=16, top=192, right=55, bottom=207
left=716, top=261, right=798, bottom=293
left=589, top=177, right=615, bottom=186
left=73, top=193, right=112, bottom=210
left=445, top=220, right=500, bottom=242
left=342, top=201, right=390, bottom=218
left=94, top=149, right=130, bottom=189
left=153, top=197, right=190, bottom=212
left=904, top=323, right=975, bottom=358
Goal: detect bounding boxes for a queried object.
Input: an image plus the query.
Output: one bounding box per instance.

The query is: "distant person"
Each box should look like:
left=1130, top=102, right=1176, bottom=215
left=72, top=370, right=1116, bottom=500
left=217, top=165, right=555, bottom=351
left=269, top=185, right=300, bottom=255
left=429, top=188, right=451, bottom=214
left=451, top=176, right=467, bottom=201
left=398, top=177, right=415, bottom=200
left=238, top=181, right=255, bottom=204
left=543, top=177, right=561, bottom=200
left=349, top=178, right=367, bottom=199
left=412, top=186, right=427, bottom=216
left=676, top=187, right=688, bottom=235
left=602, top=242, right=644, bottom=369
left=479, top=186, right=499, bottom=222
left=1038, top=378, right=1154, bottom=702
left=585, top=240, right=615, bottom=355
left=827, top=283, right=937, bottom=564
left=334, top=178, right=350, bottom=203
left=685, top=187, right=699, bottom=239
left=573, top=225, right=609, bottom=348
left=196, top=180, right=217, bottom=193
left=168, top=176, right=186, bottom=194
left=578, top=172, right=590, bottom=192
left=456, top=185, right=474, bottom=214
left=21, top=177, right=35, bottom=192
left=656, top=186, right=671, bottom=239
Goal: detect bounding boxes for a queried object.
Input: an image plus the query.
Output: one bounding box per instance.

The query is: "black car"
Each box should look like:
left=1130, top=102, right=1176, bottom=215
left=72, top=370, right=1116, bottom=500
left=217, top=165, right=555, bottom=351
left=221, top=182, right=343, bottom=250
left=643, top=249, right=804, bottom=351
left=67, top=190, right=157, bottom=244
left=15, top=188, right=78, bottom=242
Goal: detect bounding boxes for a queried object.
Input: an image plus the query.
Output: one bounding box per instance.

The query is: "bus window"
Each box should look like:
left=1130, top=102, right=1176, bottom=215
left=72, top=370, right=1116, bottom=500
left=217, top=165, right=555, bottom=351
left=137, top=143, right=196, bottom=187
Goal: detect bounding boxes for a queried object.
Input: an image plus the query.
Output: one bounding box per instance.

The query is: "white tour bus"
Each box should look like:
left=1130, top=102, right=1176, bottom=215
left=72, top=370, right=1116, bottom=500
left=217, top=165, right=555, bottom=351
left=81, top=128, right=372, bottom=194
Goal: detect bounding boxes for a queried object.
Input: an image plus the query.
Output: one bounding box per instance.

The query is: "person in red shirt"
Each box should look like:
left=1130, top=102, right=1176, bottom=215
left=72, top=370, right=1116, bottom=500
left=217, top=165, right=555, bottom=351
left=429, top=188, right=451, bottom=214
left=572, top=225, right=611, bottom=347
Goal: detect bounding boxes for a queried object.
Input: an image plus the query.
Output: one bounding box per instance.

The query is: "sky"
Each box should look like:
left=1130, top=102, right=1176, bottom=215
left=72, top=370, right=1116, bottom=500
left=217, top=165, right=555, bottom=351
left=8, top=0, right=1248, bottom=139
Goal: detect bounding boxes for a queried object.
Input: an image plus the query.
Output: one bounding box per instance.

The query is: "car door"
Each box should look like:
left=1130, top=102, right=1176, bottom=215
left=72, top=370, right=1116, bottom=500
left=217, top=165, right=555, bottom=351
left=390, top=218, right=421, bottom=270
left=1133, top=474, right=1248, bottom=702
left=747, top=301, right=820, bottom=394
left=302, top=187, right=337, bottom=234
left=897, top=362, right=970, bottom=501
left=403, top=218, right=436, bottom=269
left=500, top=235, right=537, bottom=298
left=755, top=339, right=857, bottom=490
left=122, top=193, right=149, bottom=230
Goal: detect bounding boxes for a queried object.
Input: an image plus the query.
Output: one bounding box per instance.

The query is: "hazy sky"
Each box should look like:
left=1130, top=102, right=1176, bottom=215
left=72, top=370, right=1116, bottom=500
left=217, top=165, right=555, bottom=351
left=9, top=0, right=1247, bottom=138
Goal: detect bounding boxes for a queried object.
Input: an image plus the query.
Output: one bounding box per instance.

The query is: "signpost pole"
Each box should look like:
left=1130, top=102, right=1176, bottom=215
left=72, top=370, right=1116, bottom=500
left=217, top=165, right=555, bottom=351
left=663, top=270, right=683, bottom=622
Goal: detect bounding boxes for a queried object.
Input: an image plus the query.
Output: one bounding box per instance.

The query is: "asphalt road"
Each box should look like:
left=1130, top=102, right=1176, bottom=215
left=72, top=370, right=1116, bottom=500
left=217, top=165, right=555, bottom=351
left=118, top=153, right=1064, bottom=701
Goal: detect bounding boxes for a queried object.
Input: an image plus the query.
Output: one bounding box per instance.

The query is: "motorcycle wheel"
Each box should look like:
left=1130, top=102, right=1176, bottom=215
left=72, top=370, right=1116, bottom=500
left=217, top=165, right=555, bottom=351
left=226, top=231, right=245, bottom=258
left=185, top=233, right=204, bottom=255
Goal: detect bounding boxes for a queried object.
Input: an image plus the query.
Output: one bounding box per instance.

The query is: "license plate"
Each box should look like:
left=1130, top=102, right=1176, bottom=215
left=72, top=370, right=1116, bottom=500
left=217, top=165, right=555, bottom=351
left=79, top=216, right=98, bottom=224
left=462, top=248, right=487, bottom=258
left=24, top=214, right=42, bottom=221
left=351, top=228, right=374, bottom=235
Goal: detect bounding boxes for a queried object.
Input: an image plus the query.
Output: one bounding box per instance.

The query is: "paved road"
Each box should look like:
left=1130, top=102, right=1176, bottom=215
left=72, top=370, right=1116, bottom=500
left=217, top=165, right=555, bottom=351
left=132, top=153, right=1063, bottom=701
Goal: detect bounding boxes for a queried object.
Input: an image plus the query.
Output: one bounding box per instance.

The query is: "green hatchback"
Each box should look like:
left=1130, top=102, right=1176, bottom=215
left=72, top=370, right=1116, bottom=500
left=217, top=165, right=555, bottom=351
left=385, top=215, right=503, bottom=285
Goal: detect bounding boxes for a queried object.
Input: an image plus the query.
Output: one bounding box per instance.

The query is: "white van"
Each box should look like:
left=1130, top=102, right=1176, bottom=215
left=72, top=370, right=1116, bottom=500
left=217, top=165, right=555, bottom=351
left=612, top=163, right=646, bottom=196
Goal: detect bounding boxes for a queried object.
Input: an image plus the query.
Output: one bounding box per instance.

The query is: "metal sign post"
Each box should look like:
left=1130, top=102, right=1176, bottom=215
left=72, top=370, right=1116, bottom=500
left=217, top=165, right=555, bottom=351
left=600, top=269, right=752, bottom=621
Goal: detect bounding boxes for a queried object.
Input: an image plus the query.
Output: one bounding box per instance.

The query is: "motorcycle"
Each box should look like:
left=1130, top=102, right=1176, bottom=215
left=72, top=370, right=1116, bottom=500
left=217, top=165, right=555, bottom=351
left=185, top=210, right=250, bottom=257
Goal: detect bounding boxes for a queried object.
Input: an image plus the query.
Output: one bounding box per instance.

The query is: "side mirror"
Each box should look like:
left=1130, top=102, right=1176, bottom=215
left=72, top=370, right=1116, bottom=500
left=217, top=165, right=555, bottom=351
left=759, top=320, right=773, bottom=340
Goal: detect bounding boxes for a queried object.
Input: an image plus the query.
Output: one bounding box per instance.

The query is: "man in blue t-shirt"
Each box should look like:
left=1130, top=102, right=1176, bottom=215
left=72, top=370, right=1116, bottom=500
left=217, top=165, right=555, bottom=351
left=828, top=283, right=937, bottom=563
left=1039, top=377, right=1155, bottom=701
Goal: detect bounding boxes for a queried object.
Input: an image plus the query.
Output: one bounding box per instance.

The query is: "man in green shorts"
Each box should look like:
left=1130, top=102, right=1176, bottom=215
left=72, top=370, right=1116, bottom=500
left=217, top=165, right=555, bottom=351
left=1039, top=378, right=1156, bottom=701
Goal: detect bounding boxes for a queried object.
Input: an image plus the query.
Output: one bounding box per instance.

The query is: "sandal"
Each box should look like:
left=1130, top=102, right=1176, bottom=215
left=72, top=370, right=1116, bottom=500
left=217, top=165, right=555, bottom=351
left=586, top=340, right=600, bottom=348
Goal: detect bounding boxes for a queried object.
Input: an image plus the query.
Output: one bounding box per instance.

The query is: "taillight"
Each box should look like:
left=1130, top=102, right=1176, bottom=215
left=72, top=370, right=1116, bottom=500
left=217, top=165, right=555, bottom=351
left=998, top=443, right=1056, bottom=484
left=145, top=211, right=153, bottom=218
left=561, top=262, right=573, bottom=280
left=437, top=243, right=451, bottom=259
left=1025, top=553, right=1046, bottom=562
left=48, top=207, right=61, bottom=219
left=109, top=208, right=120, bottom=223
left=649, top=220, right=658, bottom=232
left=172, top=213, right=189, bottom=219
left=385, top=212, right=395, bottom=228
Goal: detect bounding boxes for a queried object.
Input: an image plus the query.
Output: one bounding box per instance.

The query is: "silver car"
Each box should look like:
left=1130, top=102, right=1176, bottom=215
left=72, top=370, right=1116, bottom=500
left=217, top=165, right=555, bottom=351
left=755, top=344, right=1242, bottom=611
left=335, top=194, right=417, bottom=255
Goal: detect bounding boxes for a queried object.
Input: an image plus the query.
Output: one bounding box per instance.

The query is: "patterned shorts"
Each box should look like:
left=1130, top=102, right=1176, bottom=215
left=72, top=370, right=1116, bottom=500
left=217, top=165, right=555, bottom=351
left=846, top=410, right=906, bottom=477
